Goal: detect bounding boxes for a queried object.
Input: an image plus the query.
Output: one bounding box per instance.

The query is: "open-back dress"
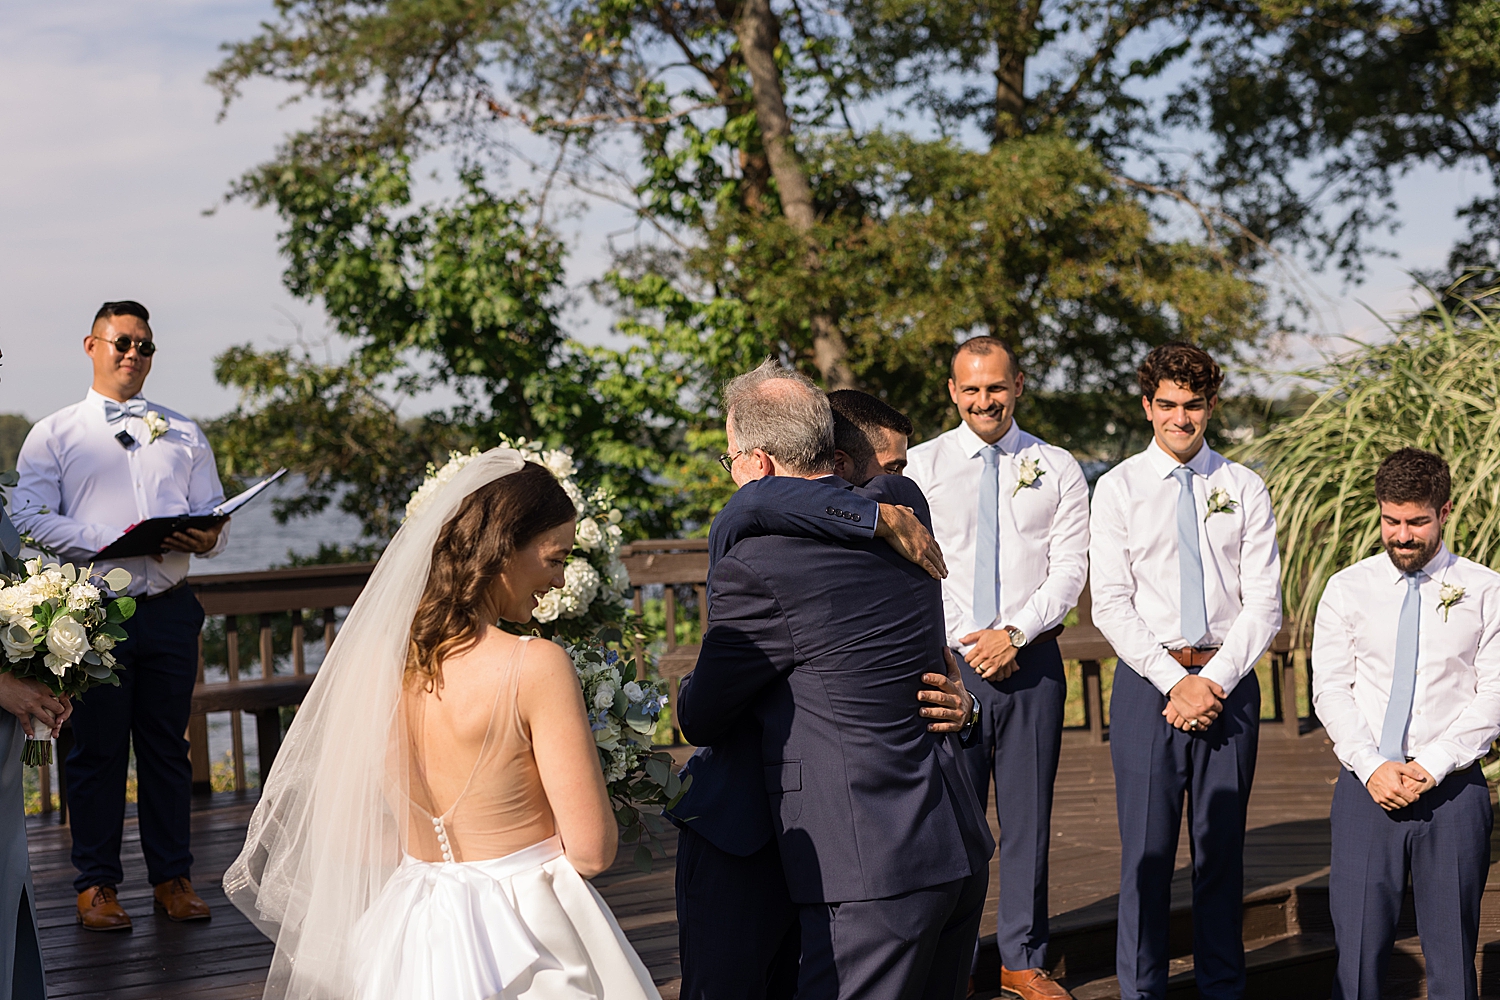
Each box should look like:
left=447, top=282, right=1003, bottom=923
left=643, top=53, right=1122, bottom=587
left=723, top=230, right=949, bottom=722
left=351, top=635, right=660, bottom=1000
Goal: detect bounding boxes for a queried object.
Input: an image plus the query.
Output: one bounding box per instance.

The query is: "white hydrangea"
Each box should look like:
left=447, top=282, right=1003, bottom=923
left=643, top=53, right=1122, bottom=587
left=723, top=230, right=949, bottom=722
left=551, top=558, right=601, bottom=619
left=67, top=583, right=101, bottom=613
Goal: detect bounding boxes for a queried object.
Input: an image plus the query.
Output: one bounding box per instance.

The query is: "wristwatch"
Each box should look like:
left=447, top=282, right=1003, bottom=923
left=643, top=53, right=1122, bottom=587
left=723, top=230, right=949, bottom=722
left=958, top=691, right=981, bottom=743
left=1003, top=625, right=1028, bottom=649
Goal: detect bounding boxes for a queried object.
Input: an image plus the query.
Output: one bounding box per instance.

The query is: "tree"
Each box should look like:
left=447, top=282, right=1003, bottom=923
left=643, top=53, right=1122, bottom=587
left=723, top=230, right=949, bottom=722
left=1235, top=281, right=1500, bottom=638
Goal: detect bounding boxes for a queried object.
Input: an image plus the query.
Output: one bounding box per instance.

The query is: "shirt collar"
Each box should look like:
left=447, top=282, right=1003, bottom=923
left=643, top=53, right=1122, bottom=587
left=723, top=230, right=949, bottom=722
left=86, top=388, right=147, bottom=408
left=1145, top=437, right=1215, bottom=479
left=1382, top=544, right=1454, bottom=585
left=955, top=419, right=1022, bottom=459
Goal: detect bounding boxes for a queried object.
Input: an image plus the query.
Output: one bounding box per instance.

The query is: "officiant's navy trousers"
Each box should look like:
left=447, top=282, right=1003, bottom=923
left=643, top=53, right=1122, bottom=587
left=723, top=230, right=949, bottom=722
left=67, top=587, right=203, bottom=893
left=1110, top=663, right=1259, bottom=1000
left=956, top=638, right=1065, bottom=971
left=1329, top=763, right=1490, bottom=1000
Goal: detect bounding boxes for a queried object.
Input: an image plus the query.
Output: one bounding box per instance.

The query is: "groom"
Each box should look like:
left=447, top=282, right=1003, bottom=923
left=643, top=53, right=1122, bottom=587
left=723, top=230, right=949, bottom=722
left=675, top=360, right=992, bottom=1000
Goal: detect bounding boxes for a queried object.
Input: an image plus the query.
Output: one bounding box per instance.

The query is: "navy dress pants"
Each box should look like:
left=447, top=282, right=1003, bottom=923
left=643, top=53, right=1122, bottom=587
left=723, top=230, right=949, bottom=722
left=676, top=825, right=800, bottom=1000
left=1329, top=763, right=1491, bottom=1000
left=956, top=639, right=1065, bottom=971
left=67, top=587, right=204, bottom=892
left=1110, top=663, right=1259, bottom=1000
left=797, top=869, right=988, bottom=1000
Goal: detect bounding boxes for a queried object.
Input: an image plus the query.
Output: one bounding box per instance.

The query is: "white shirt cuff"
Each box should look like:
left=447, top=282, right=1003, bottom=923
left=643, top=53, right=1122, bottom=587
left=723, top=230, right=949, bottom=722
left=1349, top=748, right=1388, bottom=786
left=1411, top=748, right=1457, bottom=787
left=1140, top=655, right=1190, bottom=697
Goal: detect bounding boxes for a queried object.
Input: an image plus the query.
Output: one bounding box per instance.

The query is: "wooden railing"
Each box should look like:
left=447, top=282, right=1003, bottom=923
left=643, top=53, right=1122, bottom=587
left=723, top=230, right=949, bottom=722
left=35, top=536, right=1309, bottom=822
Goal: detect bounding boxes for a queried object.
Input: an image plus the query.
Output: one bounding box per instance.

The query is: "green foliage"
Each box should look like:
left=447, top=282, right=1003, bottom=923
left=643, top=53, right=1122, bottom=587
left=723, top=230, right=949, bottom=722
left=1234, top=283, right=1500, bottom=638
left=0, top=415, right=31, bottom=471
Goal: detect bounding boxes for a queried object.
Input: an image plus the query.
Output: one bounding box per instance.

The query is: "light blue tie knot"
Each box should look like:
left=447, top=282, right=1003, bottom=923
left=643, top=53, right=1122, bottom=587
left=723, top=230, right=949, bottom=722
left=103, top=398, right=148, bottom=424
left=973, top=444, right=1001, bottom=629
left=1173, top=467, right=1208, bottom=647
left=1379, top=572, right=1423, bottom=761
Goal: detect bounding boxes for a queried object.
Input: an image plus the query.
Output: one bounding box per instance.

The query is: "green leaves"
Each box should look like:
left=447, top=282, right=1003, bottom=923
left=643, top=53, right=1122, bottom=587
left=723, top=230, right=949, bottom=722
left=106, top=598, right=136, bottom=624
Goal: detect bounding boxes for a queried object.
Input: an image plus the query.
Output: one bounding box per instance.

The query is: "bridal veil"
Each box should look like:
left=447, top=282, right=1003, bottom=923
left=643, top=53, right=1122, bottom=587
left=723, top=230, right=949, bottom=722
left=224, top=448, right=525, bottom=999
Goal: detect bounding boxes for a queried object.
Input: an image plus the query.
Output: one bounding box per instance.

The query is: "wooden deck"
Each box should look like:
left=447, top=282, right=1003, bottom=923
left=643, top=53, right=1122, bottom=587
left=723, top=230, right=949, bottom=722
left=26, top=727, right=1497, bottom=998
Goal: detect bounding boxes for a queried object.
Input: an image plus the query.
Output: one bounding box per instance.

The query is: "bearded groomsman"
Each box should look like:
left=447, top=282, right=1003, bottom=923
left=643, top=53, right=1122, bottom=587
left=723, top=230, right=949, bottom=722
left=1312, top=448, right=1500, bottom=1000
left=907, top=336, right=1090, bottom=1000
left=13, top=301, right=227, bottom=931
left=1088, top=343, right=1281, bottom=1000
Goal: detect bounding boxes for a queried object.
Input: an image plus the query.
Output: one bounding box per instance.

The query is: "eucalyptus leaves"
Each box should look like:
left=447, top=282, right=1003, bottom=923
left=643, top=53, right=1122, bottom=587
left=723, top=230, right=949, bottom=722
left=0, top=560, right=137, bottom=764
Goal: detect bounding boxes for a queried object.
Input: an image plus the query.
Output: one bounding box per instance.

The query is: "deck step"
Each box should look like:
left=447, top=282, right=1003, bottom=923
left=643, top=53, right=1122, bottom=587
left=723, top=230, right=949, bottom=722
left=1055, top=931, right=1337, bottom=999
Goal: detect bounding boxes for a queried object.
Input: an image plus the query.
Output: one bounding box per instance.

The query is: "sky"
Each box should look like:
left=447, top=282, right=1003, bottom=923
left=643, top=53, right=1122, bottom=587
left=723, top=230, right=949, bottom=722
left=0, top=0, right=1490, bottom=425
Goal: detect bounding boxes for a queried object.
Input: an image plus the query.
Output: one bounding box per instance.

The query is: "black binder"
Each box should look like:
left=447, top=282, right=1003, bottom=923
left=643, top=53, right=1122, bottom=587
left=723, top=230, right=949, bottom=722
left=94, top=469, right=287, bottom=559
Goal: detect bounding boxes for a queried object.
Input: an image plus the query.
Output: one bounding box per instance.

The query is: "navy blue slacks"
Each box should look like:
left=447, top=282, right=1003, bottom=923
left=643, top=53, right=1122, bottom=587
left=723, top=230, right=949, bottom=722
left=675, top=825, right=800, bottom=1000
left=66, top=586, right=203, bottom=892
left=797, top=870, right=988, bottom=1000
left=1329, top=763, right=1491, bottom=1000
left=1110, top=663, right=1259, bottom=1000
left=956, top=639, right=1065, bottom=971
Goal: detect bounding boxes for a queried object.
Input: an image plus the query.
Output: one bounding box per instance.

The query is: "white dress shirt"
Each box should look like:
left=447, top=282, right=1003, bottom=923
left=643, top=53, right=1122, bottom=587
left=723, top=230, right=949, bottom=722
left=1089, top=439, right=1282, bottom=696
left=1311, top=546, right=1500, bottom=786
left=12, top=389, right=228, bottom=597
left=907, top=421, right=1090, bottom=649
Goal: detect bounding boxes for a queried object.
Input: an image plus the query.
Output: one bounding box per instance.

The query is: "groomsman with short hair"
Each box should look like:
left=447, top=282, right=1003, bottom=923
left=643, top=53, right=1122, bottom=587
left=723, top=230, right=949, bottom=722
left=907, top=336, right=1090, bottom=1000
left=1312, top=448, right=1500, bottom=1000
left=1088, top=343, right=1282, bottom=1000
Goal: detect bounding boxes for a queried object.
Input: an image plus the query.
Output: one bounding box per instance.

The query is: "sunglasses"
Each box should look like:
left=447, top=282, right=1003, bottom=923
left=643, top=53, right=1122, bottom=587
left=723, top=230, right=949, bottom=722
left=92, top=334, right=156, bottom=357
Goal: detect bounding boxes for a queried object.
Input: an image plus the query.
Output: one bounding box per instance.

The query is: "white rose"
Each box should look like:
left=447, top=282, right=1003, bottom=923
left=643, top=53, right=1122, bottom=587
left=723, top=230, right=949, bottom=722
left=594, top=682, right=617, bottom=709
left=67, top=583, right=101, bottom=612
left=533, top=590, right=563, bottom=623
left=543, top=450, right=577, bottom=481
left=92, top=633, right=116, bottom=652
left=575, top=518, right=604, bottom=552
left=45, top=617, right=90, bottom=665
left=43, top=653, right=69, bottom=677
left=1, top=624, right=35, bottom=661
left=623, top=681, right=644, bottom=702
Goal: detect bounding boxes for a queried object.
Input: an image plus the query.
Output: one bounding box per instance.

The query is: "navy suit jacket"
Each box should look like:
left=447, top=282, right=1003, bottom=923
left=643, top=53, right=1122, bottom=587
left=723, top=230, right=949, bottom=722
left=674, top=475, right=992, bottom=904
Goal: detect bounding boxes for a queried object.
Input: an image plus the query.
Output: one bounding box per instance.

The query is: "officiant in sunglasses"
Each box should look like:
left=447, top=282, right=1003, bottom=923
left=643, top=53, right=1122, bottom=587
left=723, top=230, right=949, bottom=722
left=12, top=300, right=228, bottom=931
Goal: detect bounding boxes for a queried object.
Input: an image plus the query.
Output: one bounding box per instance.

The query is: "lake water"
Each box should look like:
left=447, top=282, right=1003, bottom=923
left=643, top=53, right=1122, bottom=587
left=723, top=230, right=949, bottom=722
left=190, top=475, right=369, bottom=785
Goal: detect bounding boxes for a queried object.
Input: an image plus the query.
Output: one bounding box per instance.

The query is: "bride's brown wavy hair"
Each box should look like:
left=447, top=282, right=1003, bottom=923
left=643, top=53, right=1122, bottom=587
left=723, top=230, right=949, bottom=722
left=405, top=461, right=576, bottom=690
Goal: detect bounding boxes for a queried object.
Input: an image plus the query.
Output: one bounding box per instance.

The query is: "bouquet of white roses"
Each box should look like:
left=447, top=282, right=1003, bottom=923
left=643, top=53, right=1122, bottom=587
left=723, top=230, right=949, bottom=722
left=569, top=630, right=688, bottom=870
left=0, top=559, right=136, bottom=764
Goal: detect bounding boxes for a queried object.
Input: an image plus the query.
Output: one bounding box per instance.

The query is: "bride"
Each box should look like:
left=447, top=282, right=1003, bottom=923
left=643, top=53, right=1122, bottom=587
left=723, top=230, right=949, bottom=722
left=225, top=449, right=661, bottom=1000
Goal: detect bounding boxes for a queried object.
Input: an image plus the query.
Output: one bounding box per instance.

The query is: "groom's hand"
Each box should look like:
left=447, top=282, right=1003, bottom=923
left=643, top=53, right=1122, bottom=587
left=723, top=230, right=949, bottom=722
left=959, top=628, right=1020, bottom=681
left=919, top=649, right=973, bottom=732
left=875, top=504, right=947, bottom=580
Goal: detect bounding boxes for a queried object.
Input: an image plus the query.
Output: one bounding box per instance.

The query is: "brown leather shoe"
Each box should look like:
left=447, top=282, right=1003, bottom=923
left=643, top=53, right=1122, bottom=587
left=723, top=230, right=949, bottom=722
left=153, top=877, right=211, bottom=921
left=999, top=966, right=1072, bottom=1000
left=77, top=885, right=132, bottom=931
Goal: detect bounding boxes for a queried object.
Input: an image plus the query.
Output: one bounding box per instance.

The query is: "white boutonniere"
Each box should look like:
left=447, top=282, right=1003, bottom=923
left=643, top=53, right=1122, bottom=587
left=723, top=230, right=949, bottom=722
left=1204, top=487, right=1239, bottom=520
left=1012, top=457, right=1045, bottom=497
left=1438, top=583, right=1465, bottom=622
left=142, top=411, right=169, bottom=444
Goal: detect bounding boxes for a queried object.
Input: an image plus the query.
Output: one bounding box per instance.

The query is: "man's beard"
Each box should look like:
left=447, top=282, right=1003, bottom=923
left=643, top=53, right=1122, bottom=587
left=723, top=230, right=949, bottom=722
left=1385, top=535, right=1440, bottom=574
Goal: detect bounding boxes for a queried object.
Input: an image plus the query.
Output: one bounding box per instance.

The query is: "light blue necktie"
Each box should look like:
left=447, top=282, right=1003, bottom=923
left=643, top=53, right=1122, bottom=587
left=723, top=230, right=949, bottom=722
left=1379, top=573, right=1423, bottom=761
left=1173, top=467, right=1208, bottom=647
left=973, top=444, right=1001, bottom=628
left=103, top=398, right=148, bottom=424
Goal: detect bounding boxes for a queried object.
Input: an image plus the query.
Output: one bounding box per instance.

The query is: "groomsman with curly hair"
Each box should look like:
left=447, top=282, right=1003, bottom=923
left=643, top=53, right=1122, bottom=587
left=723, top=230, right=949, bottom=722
left=1089, top=343, right=1283, bottom=1000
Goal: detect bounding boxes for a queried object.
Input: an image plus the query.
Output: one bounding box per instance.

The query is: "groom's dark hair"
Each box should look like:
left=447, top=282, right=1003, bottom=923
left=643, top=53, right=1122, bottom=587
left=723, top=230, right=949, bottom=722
left=406, top=462, right=576, bottom=690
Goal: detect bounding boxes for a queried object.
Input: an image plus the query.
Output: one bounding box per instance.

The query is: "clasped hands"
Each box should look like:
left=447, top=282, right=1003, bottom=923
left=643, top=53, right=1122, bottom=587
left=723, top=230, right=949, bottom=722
left=1365, top=760, right=1435, bottom=811
left=0, top=672, right=70, bottom=738
left=1163, top=674, right=1225, bottom=733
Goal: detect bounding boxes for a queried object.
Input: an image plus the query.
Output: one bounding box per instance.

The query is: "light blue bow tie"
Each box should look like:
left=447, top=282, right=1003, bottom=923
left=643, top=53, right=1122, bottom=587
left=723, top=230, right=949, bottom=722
left=103, top=398, right=148, bottom=424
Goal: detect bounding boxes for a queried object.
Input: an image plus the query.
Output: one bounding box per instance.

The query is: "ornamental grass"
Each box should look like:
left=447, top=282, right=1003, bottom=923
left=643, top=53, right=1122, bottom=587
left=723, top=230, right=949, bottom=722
left=1233, top=283, right=1500, bottom=642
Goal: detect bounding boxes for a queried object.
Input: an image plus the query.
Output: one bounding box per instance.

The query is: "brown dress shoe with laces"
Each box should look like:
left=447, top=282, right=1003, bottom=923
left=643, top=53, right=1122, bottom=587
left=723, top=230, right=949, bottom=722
left=153, top=877, right=211, bottom=921
left=77, top=886, right=132, bottom=931
left=999, top=966, right=1072, bottom=1000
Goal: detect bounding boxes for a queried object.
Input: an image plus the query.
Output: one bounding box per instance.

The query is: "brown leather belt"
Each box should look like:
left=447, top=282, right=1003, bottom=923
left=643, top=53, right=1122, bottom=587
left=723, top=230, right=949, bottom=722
left=1166, top=646, right=1219, bottom=668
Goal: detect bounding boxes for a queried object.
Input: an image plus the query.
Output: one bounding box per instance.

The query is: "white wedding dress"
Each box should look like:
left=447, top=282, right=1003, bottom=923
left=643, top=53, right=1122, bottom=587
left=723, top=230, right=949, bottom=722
left=352, top=636, right=659, bottom=1000
left=223, top=448, right=660, bottom=1000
